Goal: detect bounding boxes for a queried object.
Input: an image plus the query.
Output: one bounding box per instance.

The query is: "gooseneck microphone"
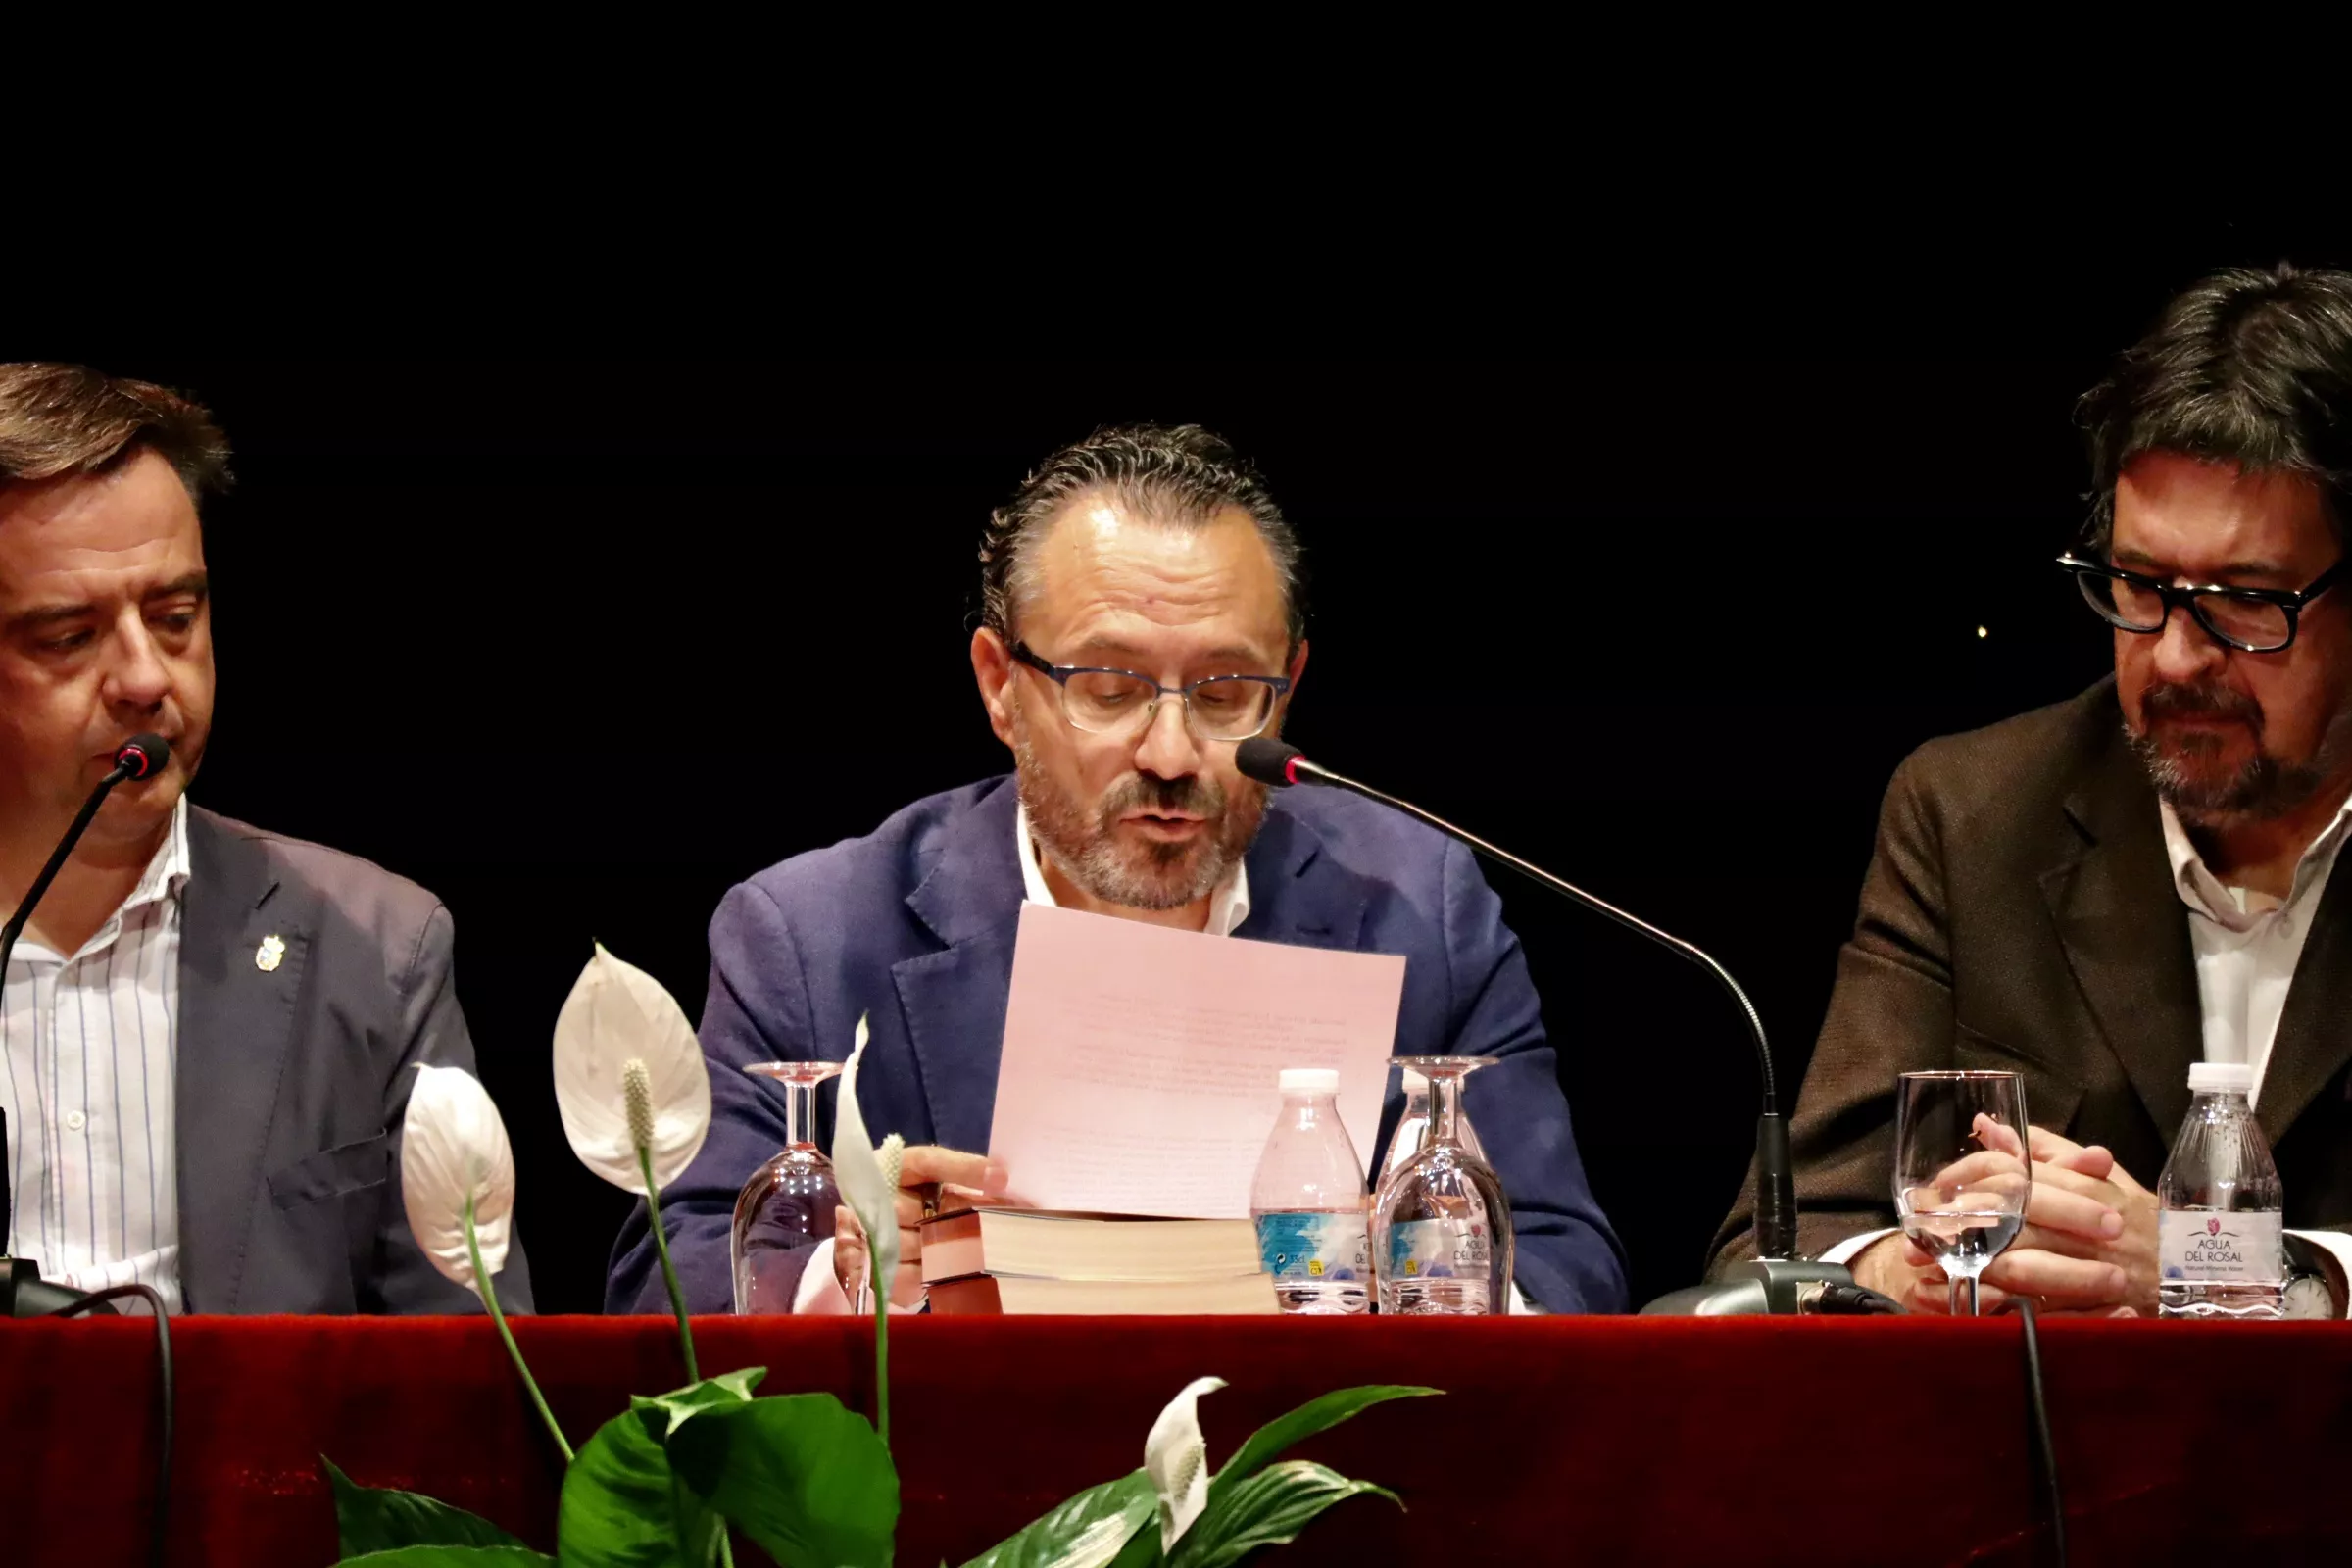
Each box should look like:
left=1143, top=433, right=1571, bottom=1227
left=1, top=733, right=170, bottom=1317
left=1238, top=735, right=1846, bottom=1313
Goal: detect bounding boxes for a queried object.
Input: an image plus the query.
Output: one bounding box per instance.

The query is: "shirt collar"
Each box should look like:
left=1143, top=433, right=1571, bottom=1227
left=2158, top=793, right=2352, bottom=933
left=9, top=795, right=190, bottom=964
left=126, top=794, right=194, bottom=912
left=1014, top=798, right=1252, bottom=937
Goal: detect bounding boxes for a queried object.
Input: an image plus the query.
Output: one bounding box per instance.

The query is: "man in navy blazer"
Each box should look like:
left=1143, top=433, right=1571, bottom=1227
left=608, top=424, right=1626, bottom=1315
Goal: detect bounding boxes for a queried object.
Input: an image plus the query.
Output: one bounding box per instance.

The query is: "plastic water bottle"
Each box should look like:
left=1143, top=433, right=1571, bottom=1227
left=1250, top=1068, right=1371, bottom=1314
left=2157, top=1060, right=2285, bottom=1320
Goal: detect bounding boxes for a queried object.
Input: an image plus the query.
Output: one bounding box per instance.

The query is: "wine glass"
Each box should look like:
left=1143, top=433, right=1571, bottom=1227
left=731, top=1060, right=846, bottom=1314
left=1375, top=1056, right=1513, bottom=1315
left=1893, top=1070, right=2031, bottom=1317
left=1376, top=1066, right=1488, bottom=1211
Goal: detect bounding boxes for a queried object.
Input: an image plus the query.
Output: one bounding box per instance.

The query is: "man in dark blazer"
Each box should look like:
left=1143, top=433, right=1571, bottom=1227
left=1710, top=264, right=2352, bottom=1317
left=609, top=424, right=1627, bottom=1316
left=0, top=364, right=530, bottom=1314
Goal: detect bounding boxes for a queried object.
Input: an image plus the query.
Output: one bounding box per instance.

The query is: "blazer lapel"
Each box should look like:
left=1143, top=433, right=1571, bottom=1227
left=174, top=808, right=307, bottom=1313
left=2254, top=856, right=2352, bottom=1146
left=894, top=784, right=1024, bottom=1154
left=2041, top=735, right=2203, bottom=1143
left=1236, top=801, right=1374, bottom=954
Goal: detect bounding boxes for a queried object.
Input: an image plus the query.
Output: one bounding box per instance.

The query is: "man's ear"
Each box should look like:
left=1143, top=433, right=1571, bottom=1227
left=1267, top=638, right=1309, bottom=734
left=971, top=627, right=1017, bottom=748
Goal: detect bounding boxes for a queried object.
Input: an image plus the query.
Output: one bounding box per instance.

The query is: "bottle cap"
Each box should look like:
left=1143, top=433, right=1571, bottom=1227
left=2188, top=1061, right=2255, bottom=1095
left=1279, top=1067, right=1341, bottom=1094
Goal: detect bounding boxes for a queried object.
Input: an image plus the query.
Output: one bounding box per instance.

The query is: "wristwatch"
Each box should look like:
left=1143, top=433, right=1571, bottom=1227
left=2282, top=1267, right=2335, bottom=1320
left=2280, top=1235, right=2344, bottom=1320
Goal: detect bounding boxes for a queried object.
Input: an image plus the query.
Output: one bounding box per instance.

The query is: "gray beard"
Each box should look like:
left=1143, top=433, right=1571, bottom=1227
left=1009, top=706, right=1265, bottom=912
left=2125, top=690, right=2352, bottom=826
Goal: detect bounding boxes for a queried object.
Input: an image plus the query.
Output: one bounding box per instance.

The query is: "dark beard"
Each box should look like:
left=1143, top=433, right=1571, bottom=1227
left=1011, top=714, right=1267, bottom=912
left=2126, top=680, right=2342, bottom=823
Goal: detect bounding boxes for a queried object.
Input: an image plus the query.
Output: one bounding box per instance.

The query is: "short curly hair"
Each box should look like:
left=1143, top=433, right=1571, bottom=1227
left=978, top=423, right=1303, bottom=650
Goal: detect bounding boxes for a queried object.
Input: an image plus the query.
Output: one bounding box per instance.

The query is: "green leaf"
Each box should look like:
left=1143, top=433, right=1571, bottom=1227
left=333, top=1549, right=555, bottom=1567
left=957, top=1469, right=1155, bottom=1568
left=1205, top=1385, right=1438, bottom=1506
left=553, top=1371, right=765, bottom=1568
left=557, top=1407, right=725, bottom=1568
left=664, top=1394, right=898, bottom=1568
left=1103, top=1523, right=1164, bottom=1568
left=630, top=1367, right=767, bottom=1443
left=1168, top=1460, right=1398, bottom=1568
left=324, top=1457, right=529, bottom=1554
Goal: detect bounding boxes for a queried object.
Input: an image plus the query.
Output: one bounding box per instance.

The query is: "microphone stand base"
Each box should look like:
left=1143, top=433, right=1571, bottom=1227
left=1642, top=1258, right=1856, bottom=1316
left=2, top=1256, right=114, bottom=1318
left=2, top=1257, right=36, bottom=1316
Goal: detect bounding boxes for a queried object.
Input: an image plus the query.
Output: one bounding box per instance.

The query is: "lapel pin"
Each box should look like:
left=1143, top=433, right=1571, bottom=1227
left=257, top=934, right=286, bottom=973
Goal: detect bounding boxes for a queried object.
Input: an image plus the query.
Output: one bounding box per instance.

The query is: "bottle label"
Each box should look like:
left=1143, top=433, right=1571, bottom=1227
left=1385, top=1217, right=1491, bottom=1281
left=2160, top=1210, right=2284, bottom=1282
left=1256, top=1212, right=1370, bottom=1282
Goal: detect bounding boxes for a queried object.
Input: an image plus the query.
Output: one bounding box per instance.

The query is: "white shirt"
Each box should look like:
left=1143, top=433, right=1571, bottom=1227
left=1, top=797, right=187, bottom=1311
left=2157, top=798, right=2352, bottom=1102
left=1825, top=792, right=2352, bottom=1302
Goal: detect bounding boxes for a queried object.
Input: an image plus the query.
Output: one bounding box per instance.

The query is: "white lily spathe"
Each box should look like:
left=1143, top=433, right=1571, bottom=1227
left=400, top=1063, right=515, bottom=1295
left=1144, top=1375, right=1228, bottom=1550
left=830, top=1013, right=906, bottom=1295
left=552, top=943, right=711, bottom=1193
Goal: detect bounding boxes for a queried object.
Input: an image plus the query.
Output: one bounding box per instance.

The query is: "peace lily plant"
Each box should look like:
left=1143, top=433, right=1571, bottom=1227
left=321, top=946, right=1434, bottom=1567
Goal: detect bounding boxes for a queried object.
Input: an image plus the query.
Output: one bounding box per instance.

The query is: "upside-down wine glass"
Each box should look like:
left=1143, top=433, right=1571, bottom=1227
left=1376, top=1066, right=1488, bottom=1213
left=1892, top=1070, right=2032, bottom=1317
left=1375, top=1056, right=1512, bottom=1315
left=731, top=1060, right=846, bottom=1314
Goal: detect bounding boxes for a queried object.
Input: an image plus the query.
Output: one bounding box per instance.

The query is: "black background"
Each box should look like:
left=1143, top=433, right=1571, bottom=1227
left=115, top=227, right=2349, bottom=1313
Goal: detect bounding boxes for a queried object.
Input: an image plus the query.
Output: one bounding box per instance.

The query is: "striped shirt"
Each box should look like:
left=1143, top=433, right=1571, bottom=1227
left=1, top=795, right=187, bottom=1310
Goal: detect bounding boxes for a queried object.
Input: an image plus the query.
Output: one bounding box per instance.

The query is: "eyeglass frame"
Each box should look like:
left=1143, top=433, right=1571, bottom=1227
left=1007, top=639, right=1293, bottom=741
left=2055, top=552, right=2349, bottom=654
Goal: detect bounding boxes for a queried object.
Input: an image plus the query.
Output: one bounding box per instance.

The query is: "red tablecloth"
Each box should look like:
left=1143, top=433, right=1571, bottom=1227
left=4, top=1314, right=2347, bottom=1565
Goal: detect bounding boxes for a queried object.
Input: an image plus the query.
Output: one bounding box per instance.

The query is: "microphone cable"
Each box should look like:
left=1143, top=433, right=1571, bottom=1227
left=2015, top=1296, right=2068, bottom=1568
left=46, top=1283, right=172, bottom=1568
left=1812, top=1284, right=2064, bottom=1562
left=1798, top=1280, right=1901, bottom=1314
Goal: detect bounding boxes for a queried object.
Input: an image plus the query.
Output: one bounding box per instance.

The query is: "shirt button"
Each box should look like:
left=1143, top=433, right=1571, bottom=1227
left=65, top=1110, right=86, bottom=1131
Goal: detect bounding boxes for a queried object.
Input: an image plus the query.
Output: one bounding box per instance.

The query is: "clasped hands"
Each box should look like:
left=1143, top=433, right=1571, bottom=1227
left=831, top=1146, right=1008, bottom=1306
left=1858, top=1122, right=2160, bottom=1318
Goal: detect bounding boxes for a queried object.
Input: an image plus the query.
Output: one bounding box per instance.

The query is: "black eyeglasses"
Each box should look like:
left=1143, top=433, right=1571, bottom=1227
left=1009, top=641, right=1292, bottom=742
left=2056, top=554, right=2347, bottom=654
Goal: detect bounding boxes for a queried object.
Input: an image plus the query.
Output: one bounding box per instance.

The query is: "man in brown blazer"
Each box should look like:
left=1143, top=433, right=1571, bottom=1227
left=1710, top=263, right=2352, bottom=1317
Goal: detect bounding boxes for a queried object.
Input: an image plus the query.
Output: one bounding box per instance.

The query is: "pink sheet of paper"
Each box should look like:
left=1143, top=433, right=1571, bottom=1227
left=987, top=902, right=1407, bottom=1219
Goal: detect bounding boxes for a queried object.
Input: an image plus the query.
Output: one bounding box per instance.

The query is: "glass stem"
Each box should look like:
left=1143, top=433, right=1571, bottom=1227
left=785, top=1078, right=817, bottom=1152
left=1949, top=1272, right=1980, bottom=1318
left=641, top=1145, right=702, bottom=1384
left=466, top=1198, right=573, bottom=1463
left=1427, top=1072, right=1462, bottom=1150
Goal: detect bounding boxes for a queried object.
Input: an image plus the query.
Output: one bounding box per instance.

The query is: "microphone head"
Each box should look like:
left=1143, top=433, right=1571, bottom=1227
left=1236, top=736, right=1304, bottom=787
left=114, top=734, right=171, bottom=781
